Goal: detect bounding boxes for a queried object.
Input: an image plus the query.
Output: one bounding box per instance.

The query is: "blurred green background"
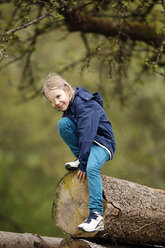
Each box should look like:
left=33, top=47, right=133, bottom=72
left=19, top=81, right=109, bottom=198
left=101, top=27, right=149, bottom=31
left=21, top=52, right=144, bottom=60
left=0, top=28, right=165, bottom=238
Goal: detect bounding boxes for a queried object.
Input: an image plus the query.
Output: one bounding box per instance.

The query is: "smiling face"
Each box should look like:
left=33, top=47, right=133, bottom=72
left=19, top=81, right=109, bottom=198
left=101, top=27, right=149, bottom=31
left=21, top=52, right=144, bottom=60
left=46, top=88, right=70, bottom=112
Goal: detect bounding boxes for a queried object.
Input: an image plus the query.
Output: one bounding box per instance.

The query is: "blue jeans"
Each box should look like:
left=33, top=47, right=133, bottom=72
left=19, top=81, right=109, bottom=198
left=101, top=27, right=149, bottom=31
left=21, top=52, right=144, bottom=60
left=57, top=117, right=109, bottom=215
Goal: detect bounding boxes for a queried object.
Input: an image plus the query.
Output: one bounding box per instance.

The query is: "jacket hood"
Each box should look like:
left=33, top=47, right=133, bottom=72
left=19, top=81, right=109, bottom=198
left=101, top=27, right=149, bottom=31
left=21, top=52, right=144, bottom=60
left=74, top=87, right=103, bottom=107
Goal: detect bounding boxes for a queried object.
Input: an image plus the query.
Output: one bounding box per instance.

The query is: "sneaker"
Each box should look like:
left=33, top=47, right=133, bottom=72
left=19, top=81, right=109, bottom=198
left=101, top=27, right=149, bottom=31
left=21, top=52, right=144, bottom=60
left=65, top=159, right=80, bottom=171
left=78, top=211, right=104, bottom=232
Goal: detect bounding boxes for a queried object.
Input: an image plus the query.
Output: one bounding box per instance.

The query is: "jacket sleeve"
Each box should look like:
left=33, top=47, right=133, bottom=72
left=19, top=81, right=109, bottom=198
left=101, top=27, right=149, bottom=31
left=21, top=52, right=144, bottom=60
left=75, top=101, right=100, bottom=172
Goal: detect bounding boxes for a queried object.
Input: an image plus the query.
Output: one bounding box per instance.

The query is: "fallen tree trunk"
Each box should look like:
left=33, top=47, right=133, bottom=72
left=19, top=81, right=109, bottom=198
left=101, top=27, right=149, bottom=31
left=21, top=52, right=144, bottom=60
left=0, top=232, right=164, bottom=248
left=0, top=231, right=62, bottom=248
left=52, top=171, right=165, bottom=246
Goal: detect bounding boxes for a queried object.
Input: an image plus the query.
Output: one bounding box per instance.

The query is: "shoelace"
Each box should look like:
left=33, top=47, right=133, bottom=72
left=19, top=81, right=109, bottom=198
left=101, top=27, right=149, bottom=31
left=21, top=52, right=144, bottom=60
left=85, top=212, right=99, bottom=223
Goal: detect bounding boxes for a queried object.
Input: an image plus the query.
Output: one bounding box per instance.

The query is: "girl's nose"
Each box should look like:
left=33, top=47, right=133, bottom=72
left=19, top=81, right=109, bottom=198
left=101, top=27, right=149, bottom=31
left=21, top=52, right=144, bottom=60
left=54, top=99, right=60, bottom=106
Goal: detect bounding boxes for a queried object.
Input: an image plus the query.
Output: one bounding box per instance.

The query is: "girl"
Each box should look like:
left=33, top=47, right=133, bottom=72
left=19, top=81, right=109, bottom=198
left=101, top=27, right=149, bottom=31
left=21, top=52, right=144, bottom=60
left=42, top=74, right=116, bottom=233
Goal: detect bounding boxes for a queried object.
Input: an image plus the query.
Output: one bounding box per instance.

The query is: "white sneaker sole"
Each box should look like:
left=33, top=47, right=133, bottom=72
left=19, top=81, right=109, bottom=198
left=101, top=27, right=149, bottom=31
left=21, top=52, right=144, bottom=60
left=78, top=221, right=104, bottom=233
left=78, top=225, right=104, bottom=232
left=65, top=163, right=79, bottom=171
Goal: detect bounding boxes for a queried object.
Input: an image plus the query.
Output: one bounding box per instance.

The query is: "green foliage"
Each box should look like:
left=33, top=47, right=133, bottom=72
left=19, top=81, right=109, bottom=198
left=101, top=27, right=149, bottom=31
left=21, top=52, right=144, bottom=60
left=0, top=32, right=165, bottom=236
left=102, top=80, right=165, bottom=189
left=0, top=0, right=165, bottom=238
left=0, top=74, right=66, bottom=237
left=0, top=0, right=164, bottom=100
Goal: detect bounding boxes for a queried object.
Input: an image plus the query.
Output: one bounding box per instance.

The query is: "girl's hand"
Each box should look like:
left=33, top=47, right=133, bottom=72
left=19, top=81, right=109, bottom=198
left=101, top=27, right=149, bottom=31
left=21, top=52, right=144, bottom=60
left=77, top=170, right=86, bottom=183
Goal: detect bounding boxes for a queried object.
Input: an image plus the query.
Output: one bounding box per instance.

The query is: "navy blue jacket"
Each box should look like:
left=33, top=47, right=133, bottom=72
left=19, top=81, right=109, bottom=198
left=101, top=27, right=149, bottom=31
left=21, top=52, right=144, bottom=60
left=63, top=87, right=116, bottom=172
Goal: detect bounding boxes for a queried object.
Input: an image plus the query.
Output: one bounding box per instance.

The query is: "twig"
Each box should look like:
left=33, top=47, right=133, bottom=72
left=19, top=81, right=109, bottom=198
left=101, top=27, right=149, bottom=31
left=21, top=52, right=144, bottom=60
left=0, top=51, right=26, bottom=69
left=161, top=0, right=165, bottom=15
left=57, top=58, right=86, bottom=74
left=0, top=48, right=6, bottom=62
left=153, top=68, right=165, bottom=77
left=134, top=222, right=155, bottom=232
left=1, top=12, right=51, bottom=37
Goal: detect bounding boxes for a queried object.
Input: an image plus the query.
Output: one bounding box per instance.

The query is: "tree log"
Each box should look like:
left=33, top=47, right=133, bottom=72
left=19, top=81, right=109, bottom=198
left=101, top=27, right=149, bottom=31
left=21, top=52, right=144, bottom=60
left=59, top=238, right=161, bottom=248
left=0, top=232, right=164, bottom=248
left=0, top=231, right=62, bottom=248
left=52, top=171, right=165, bottom=246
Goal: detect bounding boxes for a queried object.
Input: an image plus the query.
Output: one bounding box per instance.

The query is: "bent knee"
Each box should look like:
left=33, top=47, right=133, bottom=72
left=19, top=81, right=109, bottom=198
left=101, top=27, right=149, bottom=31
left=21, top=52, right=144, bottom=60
left=57, top=117, right=69, bottom=132
left=86, top=163, right=99, bottom=175
left=57, top=117, right=75, bottom=134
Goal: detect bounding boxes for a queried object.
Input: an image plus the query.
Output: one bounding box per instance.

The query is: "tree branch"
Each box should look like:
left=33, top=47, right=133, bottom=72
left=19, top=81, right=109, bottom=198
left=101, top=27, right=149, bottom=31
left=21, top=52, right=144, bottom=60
left=1, top=12, right=51, bottom=38
left=0, top=231, right=62, bottom=248
left=65, top=11, right=165, bottom=52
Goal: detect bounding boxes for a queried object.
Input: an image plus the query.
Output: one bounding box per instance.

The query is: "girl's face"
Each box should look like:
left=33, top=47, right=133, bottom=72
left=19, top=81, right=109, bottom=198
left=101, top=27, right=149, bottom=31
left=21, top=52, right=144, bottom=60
left=46, top=88, right=70, bottom=112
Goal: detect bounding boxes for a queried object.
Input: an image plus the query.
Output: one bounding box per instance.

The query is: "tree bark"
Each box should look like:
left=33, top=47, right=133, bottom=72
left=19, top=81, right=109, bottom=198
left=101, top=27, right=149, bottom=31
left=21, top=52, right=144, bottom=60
left=59, top=238, right=161, bottom=248
left=0, top=231, right=62, bottom=248
left=0, top=232, right=164, bottom=248
left=52, top=171, right=165, bottom=246
left=65, top=11, right=165, bottom=52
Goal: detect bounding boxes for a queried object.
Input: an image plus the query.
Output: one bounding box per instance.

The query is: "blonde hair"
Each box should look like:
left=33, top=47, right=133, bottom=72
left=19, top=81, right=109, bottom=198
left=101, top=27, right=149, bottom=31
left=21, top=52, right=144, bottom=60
left=42, top=73, right=74, bottom=101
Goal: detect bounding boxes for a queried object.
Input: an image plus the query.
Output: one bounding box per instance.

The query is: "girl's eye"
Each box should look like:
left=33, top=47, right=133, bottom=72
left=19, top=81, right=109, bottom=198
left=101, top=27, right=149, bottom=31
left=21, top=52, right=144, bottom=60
left=56, top=95, right=60, bottom=99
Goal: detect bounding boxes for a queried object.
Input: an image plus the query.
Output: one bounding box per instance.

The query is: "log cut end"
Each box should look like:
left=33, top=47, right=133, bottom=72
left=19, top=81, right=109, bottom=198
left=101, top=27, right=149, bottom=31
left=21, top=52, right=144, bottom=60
left=52, top=170, right=90, bottom=237
left=52, top=171, right=165, bottom=246
left=52, top=170, right=111, bottom=238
